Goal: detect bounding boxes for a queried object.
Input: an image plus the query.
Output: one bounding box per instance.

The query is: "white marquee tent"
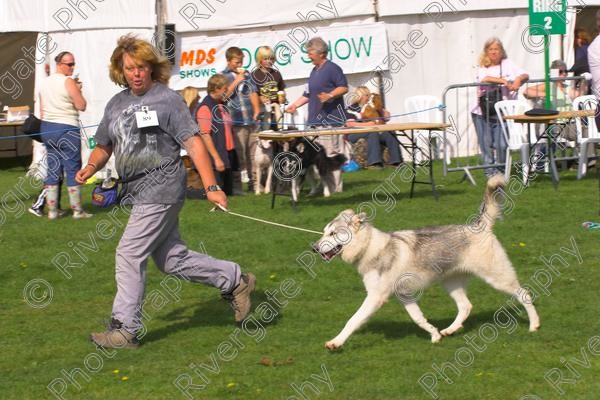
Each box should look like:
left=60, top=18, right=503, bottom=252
left=0, top=0, right=596, bottom=171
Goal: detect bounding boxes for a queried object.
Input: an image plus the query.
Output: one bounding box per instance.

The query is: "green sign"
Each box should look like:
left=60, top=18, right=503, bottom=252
left=529, top=0, right=566, bottom=36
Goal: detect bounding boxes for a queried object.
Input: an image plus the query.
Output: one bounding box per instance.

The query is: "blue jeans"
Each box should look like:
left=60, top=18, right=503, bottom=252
left=41, top=121, right=81, bottom=186
left=472, top=113, right=506, bottom=177
left=347, top=132, right=402, bottom=165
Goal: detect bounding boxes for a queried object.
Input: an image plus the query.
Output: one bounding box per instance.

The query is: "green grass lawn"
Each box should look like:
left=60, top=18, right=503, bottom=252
left=1, top=158, right=599, bottom=400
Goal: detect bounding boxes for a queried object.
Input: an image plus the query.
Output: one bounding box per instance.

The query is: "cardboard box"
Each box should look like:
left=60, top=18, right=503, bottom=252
left=7, top=106, right=30, bottom=122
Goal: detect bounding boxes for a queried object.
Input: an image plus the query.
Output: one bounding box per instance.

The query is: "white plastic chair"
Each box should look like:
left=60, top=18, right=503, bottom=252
left=572, top=95, right=600, bottom=179
left=494, top=100, right=532, bottom=183
left=403, top=95, right=449, bottom=163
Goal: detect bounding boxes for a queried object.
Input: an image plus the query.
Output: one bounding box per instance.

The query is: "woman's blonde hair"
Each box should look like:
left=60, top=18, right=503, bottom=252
left=180, top=86, right=199, bottom=108
left=348, top=86, right=370, bottom=105
left=256, top=46, right=275, bottom=66
left=478, top=37, right=507, bottom=67
left=109, top=34, right=171, bottom=87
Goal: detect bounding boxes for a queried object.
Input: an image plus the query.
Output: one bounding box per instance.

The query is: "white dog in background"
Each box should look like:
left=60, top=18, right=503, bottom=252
left=254, top=139, right=274, bottom=195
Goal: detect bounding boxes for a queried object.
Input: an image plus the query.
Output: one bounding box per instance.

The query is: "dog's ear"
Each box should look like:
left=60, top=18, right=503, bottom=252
left=372, top=94, right=383, bottom=113
left=339, top=208, right=354, bottom=220
left=350, top=212, right=367, bottom=229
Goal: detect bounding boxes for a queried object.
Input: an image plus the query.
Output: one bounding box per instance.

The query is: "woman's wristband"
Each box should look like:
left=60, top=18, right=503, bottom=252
left=86, top=162, right=97, bottom=172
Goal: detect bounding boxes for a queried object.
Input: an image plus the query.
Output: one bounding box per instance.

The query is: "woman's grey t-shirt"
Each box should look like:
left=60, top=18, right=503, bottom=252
left=95, top=83, right=198, bottom=204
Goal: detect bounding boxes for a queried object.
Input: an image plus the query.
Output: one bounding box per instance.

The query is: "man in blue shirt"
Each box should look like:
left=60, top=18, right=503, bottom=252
left=286, top=37, right=348, bottom=126
left=286, top=37, right=349, bottom=192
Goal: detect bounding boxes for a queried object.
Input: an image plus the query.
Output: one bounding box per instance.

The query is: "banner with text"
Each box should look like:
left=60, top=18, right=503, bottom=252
left=170, top=22, right=389, bottom=89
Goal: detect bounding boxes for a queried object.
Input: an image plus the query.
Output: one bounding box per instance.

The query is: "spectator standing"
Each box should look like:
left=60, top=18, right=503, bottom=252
left=286, top=37, right=349, bottom=192
left=574, top=28, right=591, bottom=64
left=472, top=37, right=528, bottom=178
left=251, top=46, right=286, bottom=131
left=222, top=47, right=260, bottom=192
left=39, top=51, right=90, bottom=219
left=196, top=74, right=237, bottom=195
left=180, top=86, right=200, bottom=116
left=570, top=28, right=592, bottom=95
left=588, top=10, right=600, bottom=128
left=179, top=86, right=205, bottom=198
left=29, top=65, right=66, bottom=218
left=583, top=11, right=600, bottom=165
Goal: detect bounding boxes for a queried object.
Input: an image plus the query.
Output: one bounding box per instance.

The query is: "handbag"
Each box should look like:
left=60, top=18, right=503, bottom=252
left=21, top=114, right=42, bottom=142
left=91, top=171, right=148, bottom=208
left=478, top=62, right=503, bottom=119
left=91, top=178, right=119, bottom=207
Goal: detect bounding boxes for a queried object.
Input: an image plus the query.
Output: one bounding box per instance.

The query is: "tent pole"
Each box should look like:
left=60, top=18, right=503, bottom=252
left=156, top=0, right=166, bottom=56
left=372, top=0, right=386, bottom=107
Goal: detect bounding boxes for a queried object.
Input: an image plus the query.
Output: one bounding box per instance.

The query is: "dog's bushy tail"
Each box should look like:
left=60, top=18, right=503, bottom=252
left=476, top=174, right=506, bottom=231
left=317, top=153, right=347, bottom=173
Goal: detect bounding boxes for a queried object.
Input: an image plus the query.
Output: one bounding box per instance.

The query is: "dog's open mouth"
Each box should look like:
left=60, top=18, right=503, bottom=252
left=313, top=244, right=343, bottom=261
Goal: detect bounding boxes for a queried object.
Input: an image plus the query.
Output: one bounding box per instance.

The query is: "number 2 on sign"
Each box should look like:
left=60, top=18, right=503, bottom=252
left=544, top=16, right=552, bottom=30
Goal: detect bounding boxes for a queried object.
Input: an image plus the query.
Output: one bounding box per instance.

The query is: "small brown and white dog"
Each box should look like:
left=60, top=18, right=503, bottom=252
left=254, top=139, right=274, bottom=195
left=312, top=175, right=540, bottom=350
left=360, top=93, right=386, bottom=125
left=347, top=92, right=386, bottom=125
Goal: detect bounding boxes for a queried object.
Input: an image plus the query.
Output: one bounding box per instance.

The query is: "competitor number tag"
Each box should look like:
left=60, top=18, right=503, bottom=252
left=135, top=107, right=159, bottom=128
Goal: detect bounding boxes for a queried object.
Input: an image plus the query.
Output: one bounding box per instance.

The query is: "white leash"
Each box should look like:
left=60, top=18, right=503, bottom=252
left=211, top=203, right=323, bottom=235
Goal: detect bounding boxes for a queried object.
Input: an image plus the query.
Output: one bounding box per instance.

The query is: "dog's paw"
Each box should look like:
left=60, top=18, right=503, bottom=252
left=440, top=325, right=462, bottom=336
left=431, top=331, right=442, bottom=343
left=325, top=340, right=342, bottom=350
left=529, top=322, right=540, bottom=332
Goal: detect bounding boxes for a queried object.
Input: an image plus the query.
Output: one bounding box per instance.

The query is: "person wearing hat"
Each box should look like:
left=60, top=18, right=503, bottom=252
left=344, top=86, right=402, bottom=169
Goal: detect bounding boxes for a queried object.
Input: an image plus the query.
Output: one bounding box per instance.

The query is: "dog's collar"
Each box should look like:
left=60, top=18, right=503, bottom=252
left=347, top=110, right=362, bottom=119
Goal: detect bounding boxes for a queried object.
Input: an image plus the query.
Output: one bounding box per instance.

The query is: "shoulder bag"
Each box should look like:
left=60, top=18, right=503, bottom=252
left=479, top=62, right=503, bottom=119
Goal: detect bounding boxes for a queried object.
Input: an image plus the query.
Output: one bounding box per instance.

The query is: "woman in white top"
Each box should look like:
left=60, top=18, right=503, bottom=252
left=39, top=51, right=89, bottom=219
left=472, top=38, right=528, bottom=178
